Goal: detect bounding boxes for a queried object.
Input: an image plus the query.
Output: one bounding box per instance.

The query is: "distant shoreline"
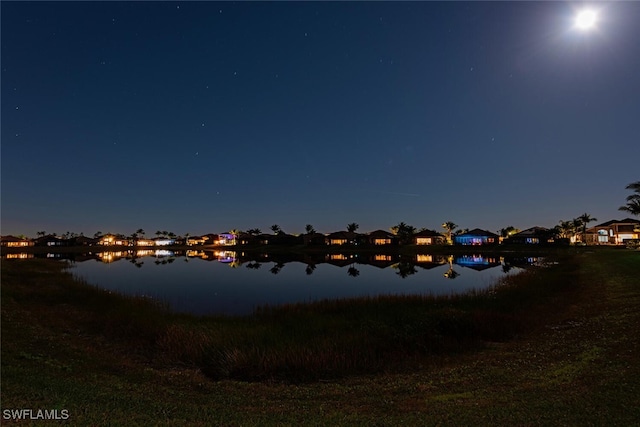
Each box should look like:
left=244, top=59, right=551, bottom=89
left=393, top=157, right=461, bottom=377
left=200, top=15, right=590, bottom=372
left=1, top=242, right=598, bottom=257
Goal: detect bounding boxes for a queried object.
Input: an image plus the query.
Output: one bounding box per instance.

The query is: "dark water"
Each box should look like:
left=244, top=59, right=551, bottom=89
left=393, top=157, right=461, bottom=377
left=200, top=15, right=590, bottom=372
left=6, top=250, right=542, bottom=316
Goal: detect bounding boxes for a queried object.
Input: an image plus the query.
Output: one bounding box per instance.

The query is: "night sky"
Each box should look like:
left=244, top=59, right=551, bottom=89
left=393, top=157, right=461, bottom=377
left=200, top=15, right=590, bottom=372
left=2, top=2, right=639, bottom=238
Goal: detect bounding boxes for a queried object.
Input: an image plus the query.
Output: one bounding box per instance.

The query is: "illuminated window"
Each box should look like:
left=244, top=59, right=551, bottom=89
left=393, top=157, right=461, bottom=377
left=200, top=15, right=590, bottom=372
left=374, top=239, right=391, bottom=245
left=416, top=254, right=433, bottom=262
left=416, top=238, right=432, bottom=245
left=330, top=254, right=347, bottom=260
left=374, top=254, right=391, bottom=261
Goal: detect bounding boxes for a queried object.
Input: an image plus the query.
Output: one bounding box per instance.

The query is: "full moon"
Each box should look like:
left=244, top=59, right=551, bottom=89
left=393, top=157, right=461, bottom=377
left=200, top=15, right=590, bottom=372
left=575, top=9, right=597, bottom=30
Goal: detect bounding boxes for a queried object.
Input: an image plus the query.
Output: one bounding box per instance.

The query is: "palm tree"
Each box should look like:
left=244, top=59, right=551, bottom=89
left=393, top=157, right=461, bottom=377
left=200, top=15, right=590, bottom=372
left=347, top=222, right=359, bottom=233
left=36, top=231, right=46, bottom=238
left=247, top=228, right=261, bottom=236
left=270, top=224, right=281, bottom=235
left=136, top=228, right=145, bottom=237
left=441, top=222, right=458, bottom=245
left=94, top=231, right=103, bottom=238
left=390, top=222, right=416, bottom=245
left=619, top=181, right=640, bottom=217
left=578, top=213, right=597, bottom=245
left=557, top=220, right=574, bottom=239
left=305, top=224, right=315, bottom=234
left=571, top=218, right=584, bottom=243
left=230, top=229, right=240, bottom=245
left=155, top=230, right=162, bottom=237
left=498, top=226, right=518, bottom=239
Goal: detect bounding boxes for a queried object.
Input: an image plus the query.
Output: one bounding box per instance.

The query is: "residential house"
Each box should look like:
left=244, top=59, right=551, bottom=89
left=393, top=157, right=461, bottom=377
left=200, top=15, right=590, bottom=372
left=367, top=230, right=397, bottom=246
left=35, top=235, right=70, bottom=247
left=235, top=232, right=255, bottom=246
left=135, top=238, right=156, bottom=247
left=154, top=237, right=176, bottom=246
left=303, top=232, right=327, bottom=246
left=272, top=233, right=301, bottom=246
left=505, top=227, right=552, bottom=245
left=413, top=229, right=444, bottom=245
left=325, top=231, right=359, bottom=246
left=0, top=235, right=34, bottom=247
left=187, top=235, right=208, bottom=246
left=217, top=233, right=235, bottom=245
left=98, top=234, right=130, bottom=246
left=257, top=234, right=274, bottom=245
left=73, top=236, right=99, bottom=246
left=453, top=229, right=499, bottom=246
left=586, top=218, right=640, bottom=245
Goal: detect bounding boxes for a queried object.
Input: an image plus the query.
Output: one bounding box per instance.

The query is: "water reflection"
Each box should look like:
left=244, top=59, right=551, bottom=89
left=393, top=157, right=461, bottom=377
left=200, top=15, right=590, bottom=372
left=4, top=251, right=544, bottom=316
left=2, top=250, right=542, bottom=275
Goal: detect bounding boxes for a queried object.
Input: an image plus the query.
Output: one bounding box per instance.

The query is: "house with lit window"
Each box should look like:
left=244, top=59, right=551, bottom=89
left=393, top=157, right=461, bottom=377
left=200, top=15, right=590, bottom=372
left=135, top=238, right=156, bottom=247
left=0, top=235, right=34, bottom=247
left=99, top=234, right=130, bottom=246
left=453, top=229, right=499, bottom=246
left=153, top=237, right=176, bottom=246
left=413, top=229, right=444, bottom=245
left=586, top=218, right=640, bottom=245
left=217, top=233, right=235, bottom=245
left=325, top=231, right=359, bottom=246
left=367, top=230, right=397, bottom=245
left=505, top=227, right=552, bottom=245
left=187, top=235, right=208, bottom=246
left=35, top=235, right=71, bottom=247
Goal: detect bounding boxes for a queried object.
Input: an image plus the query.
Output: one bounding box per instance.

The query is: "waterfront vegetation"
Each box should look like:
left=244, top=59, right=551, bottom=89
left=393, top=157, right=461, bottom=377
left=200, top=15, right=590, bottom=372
left=2, top=248, right=639, bottom=424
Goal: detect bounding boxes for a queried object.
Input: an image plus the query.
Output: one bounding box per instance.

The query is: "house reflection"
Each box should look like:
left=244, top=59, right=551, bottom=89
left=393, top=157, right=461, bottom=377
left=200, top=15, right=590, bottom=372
left=4, top=251, right=529, bottom=281
left=415, top=254, right=447, bottom=270
left=214, top=251, right=236, bottom=263
left=5, top=253, right=34, bottom=259
left=454, top=255, right=501, bottom=271
left=501, top=256, right=541, bottom=272
left=97, top=251, right=126, bottom=263
left=366, top=254, right=399, bottom=269
left=325, top=253, right=355, bottom=267
left=186, top=250, right=209, bottom=259
left=135, top=249, right=155, bottom=257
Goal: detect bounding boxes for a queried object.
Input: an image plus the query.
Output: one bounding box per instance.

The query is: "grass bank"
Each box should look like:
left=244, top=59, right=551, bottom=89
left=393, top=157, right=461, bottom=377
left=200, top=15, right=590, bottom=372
left=2, top=249, right=639, bottom=425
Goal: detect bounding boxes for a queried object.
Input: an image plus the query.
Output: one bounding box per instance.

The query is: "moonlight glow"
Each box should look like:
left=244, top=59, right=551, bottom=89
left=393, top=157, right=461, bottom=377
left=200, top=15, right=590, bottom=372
left=575, top=9, right=597, bottom=30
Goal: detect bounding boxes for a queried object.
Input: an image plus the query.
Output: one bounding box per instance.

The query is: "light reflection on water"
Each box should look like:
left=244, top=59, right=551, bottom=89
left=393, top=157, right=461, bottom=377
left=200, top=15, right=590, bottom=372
left=6, top=251, right=541, bottom=316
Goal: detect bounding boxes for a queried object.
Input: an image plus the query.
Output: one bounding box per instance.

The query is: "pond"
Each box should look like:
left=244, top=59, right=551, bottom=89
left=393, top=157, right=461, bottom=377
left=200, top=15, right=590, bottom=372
left=7, top=250, right=542, bottom=316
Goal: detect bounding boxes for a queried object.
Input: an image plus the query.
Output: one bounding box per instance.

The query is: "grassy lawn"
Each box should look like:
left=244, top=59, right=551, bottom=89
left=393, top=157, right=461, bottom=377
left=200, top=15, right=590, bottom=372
left=1, top=249, right=639, bottom=425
